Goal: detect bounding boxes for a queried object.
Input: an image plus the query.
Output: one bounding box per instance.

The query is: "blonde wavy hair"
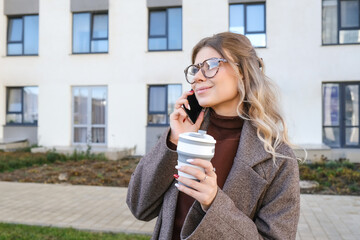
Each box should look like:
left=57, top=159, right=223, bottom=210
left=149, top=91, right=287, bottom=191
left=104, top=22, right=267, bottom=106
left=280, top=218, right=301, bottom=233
left=192, top=32, right=293, bottom=161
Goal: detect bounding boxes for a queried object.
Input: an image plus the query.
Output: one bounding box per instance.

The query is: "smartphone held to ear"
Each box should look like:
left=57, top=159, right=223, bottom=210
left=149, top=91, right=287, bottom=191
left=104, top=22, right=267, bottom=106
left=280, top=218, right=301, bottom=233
left=183, top=91, right=203, bottom=124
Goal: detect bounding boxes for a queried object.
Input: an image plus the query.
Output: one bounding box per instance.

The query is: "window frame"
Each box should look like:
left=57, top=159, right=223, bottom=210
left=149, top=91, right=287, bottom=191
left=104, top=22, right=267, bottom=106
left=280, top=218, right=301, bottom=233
left=229, top=2, right=267, bottom=48
left=72, top=11, right=109, bottom=54
left=6, top=86, right=38, bottom=126
left=7, top=14, right=39, bottom=56
left=147, top=84, right=182, bottom=126
left=322, top=81, right=360, bottom=148
left=322, top=0, right=360, bottom=45
left=72, top=86, right=108, bottom=146
left=148, top=7, right=182, bottom=52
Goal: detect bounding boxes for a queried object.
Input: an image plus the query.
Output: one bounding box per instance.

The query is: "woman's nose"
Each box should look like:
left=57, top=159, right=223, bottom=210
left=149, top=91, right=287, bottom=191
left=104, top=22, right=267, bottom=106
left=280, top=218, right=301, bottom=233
left=193, top=69, right=206, bottom=83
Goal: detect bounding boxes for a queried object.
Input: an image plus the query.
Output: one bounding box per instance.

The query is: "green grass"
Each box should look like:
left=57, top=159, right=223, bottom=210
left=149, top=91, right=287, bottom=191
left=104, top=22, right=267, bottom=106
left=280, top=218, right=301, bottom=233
left=0, top=223, right=151, bottom=240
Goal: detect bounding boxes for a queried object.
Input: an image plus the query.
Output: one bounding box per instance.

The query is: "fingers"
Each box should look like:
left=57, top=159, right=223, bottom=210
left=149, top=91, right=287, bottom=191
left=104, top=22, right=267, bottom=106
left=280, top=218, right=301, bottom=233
left=174, top=166, right=218, bottom=207
left=194, top=110, right=205, bottom=128
left=176, top=163, right=205, bottom=182
left=170, top=107, right=188, bottom=122
left=175, top=182, right=206, bottom=202
left=174, top=90, right=194, bottom=109
left=187, top=159, right=216, bottom=177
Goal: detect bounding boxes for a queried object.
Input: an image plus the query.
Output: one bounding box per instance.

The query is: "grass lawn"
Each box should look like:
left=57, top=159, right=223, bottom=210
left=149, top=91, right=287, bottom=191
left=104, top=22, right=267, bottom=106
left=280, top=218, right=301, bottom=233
left=0, top=223, right=151, bottom=240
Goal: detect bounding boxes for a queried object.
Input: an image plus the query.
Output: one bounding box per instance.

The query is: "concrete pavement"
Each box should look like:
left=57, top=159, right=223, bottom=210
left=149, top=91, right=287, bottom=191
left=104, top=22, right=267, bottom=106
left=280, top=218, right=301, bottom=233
left=0, top=181, right=359, bottom=239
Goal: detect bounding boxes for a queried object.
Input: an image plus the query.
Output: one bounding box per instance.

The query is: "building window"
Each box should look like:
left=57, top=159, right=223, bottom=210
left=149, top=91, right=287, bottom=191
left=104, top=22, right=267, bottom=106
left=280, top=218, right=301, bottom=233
left=148, top=84, right=182, bottom=125
left=72, top=86, right=107, bottom=144
left=7, top=15, right=39, bottom=56
left=148, top=8, right=182, bottom=51
left=73, top=12, right=108, bottom=53
left=323, top=82, right=360, bottom=148
left=229, top=3, right=266, bottom=47
left=323, top=0, right=360, bottom=45
left=6, top=87, right=38, bottom=125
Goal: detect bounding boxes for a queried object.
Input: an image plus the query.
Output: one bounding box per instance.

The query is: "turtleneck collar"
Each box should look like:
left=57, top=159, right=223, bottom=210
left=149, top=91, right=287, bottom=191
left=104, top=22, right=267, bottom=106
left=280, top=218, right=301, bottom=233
left=209, top=108, right=244, bottom=129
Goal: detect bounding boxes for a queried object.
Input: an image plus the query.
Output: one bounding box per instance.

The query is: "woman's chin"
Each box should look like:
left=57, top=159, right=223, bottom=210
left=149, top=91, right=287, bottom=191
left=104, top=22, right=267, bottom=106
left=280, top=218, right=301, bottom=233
left=198, top=101, right=211, bottom=108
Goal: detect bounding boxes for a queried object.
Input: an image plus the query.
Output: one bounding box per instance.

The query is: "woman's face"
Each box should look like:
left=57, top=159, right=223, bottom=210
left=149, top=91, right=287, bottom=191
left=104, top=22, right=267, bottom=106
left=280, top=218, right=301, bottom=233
left=191, top=47, right=240, bottom=116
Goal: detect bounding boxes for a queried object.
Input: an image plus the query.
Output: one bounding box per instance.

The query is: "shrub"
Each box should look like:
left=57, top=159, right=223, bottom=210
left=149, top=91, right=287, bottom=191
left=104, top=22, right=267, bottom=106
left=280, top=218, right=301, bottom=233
left=299, top=160, right=360, bottom=195
left=0, top=150, right=107, bottom=173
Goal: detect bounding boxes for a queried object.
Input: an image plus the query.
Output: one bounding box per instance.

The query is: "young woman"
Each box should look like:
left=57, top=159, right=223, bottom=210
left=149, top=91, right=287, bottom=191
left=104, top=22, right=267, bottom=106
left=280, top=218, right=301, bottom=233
left=127, top=32, right=300, bottom=239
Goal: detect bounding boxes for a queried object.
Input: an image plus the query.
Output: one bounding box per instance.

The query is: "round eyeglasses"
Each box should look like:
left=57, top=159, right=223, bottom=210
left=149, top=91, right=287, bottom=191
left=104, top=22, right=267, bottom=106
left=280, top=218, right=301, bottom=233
left=184, top=57, right=233, bottom=84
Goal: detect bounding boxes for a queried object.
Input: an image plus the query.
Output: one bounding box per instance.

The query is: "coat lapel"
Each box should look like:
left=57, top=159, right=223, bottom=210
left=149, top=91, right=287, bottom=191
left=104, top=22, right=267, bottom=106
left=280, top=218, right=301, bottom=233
left=224, top=120, right=271, bottom=218
left=201, top=110, right=271, bottom=218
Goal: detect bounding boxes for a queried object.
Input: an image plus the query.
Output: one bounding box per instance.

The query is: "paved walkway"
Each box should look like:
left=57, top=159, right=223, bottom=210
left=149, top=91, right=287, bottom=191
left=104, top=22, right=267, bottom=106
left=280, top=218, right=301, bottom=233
left=0, top=181, right=359, bottom=239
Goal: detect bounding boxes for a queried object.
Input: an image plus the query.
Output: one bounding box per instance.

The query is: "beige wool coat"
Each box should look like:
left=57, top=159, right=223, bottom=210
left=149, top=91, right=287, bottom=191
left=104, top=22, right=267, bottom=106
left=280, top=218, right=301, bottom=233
left=127, top=111, right=300, bottom=239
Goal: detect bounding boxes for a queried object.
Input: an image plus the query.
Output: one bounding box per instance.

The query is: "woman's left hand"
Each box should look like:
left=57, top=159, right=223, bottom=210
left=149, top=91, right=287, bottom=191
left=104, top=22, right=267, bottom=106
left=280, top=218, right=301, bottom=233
left=175, top=159, right=218, bottom=211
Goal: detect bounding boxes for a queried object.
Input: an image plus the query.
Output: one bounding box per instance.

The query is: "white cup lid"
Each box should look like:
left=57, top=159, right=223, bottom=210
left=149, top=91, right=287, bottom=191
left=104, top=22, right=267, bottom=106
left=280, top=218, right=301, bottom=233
left=179, top=130, right=216, bottom=144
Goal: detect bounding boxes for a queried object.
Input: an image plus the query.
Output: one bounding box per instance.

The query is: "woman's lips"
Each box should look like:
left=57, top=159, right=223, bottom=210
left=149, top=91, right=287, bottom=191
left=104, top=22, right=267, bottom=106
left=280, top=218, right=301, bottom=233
left=195, top=86, right=212, bottom=94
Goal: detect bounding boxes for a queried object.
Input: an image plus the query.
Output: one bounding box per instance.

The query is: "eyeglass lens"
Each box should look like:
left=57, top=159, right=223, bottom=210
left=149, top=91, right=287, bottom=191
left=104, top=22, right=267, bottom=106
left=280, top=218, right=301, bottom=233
left=186, top=59, right=221, bottom=83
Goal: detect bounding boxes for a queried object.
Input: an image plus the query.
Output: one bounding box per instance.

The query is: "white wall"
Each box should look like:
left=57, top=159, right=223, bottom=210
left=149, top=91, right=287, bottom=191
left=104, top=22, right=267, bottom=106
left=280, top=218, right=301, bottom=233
left=1, top=0, right=360, bottom=154
left=0, top=1, right=4, bottom=139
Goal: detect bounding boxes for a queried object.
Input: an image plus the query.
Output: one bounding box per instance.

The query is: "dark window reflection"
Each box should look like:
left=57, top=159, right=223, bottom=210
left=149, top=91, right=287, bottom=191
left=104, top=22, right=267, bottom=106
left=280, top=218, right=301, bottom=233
left=148, top=8, right=182, bottom=51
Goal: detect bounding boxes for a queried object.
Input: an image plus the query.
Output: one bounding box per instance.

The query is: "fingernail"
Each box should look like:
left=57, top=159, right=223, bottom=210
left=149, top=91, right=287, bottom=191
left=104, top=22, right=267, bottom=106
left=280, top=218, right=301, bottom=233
left=187, top=159, right=194, bottom=163
left=189, top=89, right=194, bottom=93
left=175, top=183, right=180, bottom=188
left=173, top=174, right=179, bottom=179
left=175, top=165, right=180, bottom=170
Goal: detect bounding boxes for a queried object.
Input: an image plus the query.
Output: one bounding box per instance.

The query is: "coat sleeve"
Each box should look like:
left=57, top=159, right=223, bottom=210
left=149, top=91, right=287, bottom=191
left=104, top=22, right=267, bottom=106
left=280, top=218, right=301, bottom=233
left=181, top=155, right=300, bottom=240
left=126, top=128, right=178, bottom=221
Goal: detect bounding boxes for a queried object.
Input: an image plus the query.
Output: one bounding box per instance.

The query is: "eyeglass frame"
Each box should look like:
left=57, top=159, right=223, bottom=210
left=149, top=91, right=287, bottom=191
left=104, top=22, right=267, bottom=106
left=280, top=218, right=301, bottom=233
left=183, top=57, right=239, bottom=84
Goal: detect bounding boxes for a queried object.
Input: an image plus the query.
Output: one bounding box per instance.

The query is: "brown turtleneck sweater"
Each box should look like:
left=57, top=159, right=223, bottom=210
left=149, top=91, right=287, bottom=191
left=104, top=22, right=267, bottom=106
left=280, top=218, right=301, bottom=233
left=170, top=108, right=244, bottom=240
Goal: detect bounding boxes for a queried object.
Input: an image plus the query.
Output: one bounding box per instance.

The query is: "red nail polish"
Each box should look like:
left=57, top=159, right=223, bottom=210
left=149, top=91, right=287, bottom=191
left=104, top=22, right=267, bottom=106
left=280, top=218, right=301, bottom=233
left=173, top=174, right=179, bottom=179
left=189, top=89, right=194, bottom=93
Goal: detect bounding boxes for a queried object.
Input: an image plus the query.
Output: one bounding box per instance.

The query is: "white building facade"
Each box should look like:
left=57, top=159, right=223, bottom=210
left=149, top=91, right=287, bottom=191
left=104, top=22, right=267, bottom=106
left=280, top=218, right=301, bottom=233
left=0, top=0, right=360, bottom=160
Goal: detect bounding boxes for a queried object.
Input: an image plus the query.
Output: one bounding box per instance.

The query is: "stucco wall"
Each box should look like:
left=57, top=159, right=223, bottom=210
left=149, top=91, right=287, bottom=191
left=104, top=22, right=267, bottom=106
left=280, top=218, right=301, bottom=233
left=0, top=0, right=360, bottom=155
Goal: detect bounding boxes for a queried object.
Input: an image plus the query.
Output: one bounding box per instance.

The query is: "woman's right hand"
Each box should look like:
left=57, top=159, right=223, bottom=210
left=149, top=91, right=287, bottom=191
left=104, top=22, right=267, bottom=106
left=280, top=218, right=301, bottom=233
left=169, top=90, right=205, bottom=145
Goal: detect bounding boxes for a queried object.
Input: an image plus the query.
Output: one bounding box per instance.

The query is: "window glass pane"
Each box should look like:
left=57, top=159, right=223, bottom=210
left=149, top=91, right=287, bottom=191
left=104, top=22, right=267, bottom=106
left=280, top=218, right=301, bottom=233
left=74, top=127, right=87, bottom=143
left=168, top=8, right=182, bottom=50
left=339, top=30, right=360, bottom=43
left=323, top=84, right=340, bottom=126
left=7, top=88, right=22, bottom=112
left=93, top=14, right=108, bottom=39
left=246, top=33, right=266, bottom=47
left=149, top=86, right=166, bottom=112
left=148, top=114, right=167, bottom=124
left=7, top=43, right=23, bottom=55
left=8, top=18, right=23, bottom=42
left=91, top=40, right=108, bottom=52
left=6, top=114, right=22, bottom=124
left=150, top=11, right=166, bottom=36
left=340, top=0, right=359, bottom=28
left=345, top=85, right=359, bottom=126
left=149, top=38, right=167, bottom=50
left=74, top=88, right=88, bottom=124
left=24, top=15, right=39, bottom=55
left=246, top=4, right=265, bottom=32
left=346, top=127, right=359, bottom=145
left=92, top=128, right=105, bottom=143
left=322, top=0, right=338, bottom=44
left=323, top=127, right=340, bottom=147
left=229, top=4, right=245, bottom=34
left=167, top=85, right=182, bottom=122
left=73, top=13, right=91, bottom=53
left=23, top=87, right=38, bottom=124
left=92, top=87, right=106, bottom=125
